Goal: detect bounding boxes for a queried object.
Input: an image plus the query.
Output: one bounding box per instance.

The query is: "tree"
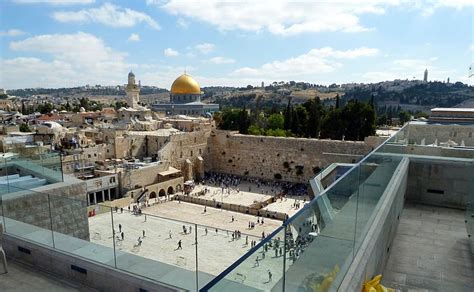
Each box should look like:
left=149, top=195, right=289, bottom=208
left=19, top=123, right=31, bottom=132
left=399, top=111, right=411, bottom=124
left=335, top=94, right=340, bottom=109
left=283, top=98, right=292, bottom=130
left=238, top=107, right=250, bottom=134
left=248, top=124, right=263, bottom=135
left=303, top=97, right=323, bottom=138
left=267, top=113, right=284, bottom=130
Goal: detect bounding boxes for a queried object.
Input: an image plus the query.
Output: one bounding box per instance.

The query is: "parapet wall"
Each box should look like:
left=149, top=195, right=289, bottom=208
left=206, top=130, right=380, bottom=183
left=2, top=178, right=89, bottom=240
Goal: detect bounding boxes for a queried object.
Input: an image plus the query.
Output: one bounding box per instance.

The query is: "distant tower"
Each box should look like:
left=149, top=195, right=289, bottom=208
left=261, top=81, right=264, bottom=88
left=423, top=69, right=428, bottom=82
left=447, top=77, right=450, bottom=84
left=125, top=71, right=140, bottom=108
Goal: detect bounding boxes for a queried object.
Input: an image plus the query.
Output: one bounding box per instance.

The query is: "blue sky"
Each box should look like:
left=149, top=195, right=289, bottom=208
left=0, top=0, right=472, bottom=89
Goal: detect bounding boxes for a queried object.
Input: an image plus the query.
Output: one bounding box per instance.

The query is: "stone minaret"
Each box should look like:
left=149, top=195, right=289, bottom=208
left=125, top=71, right=140, bottom=108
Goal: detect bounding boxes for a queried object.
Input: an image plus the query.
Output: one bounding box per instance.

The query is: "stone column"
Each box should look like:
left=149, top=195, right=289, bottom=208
left=93, top=192, right=97, bottom=205
left=101, top=190, right=105, bottom=202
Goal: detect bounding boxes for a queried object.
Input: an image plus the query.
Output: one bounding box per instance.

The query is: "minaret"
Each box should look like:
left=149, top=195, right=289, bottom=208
left=423, top=69, right=428, bottom=82
left=125, top=71, right=140, bottom=108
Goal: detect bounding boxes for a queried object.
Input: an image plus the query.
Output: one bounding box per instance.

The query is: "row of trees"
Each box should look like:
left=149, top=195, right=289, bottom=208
left=216, top=97, right=376, bottom=141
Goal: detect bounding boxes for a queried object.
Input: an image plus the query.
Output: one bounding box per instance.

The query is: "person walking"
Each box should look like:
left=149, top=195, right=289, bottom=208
left=177, top=240, right=182, bottom=250
left=121, top=232, right=124, bottom=240
left=205, top=227, right=208, bottom=235
left=169, top=230, right=172, bottom=239
left=268, top=270, right=272, bottom=282
left=118, top=224, right=122, bottom=233
left=142, top=230, right=145, bottom=238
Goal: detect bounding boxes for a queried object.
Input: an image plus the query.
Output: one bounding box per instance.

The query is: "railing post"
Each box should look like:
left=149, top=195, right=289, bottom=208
left=110, top=206, right=117, bottom=268
left=195, top=223, right=199, bottom=291
left=47, top=194, right=56, bottom=248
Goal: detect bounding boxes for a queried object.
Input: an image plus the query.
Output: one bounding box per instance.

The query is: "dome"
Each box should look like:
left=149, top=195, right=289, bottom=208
left=128, top=71, right=135, bottom=77
left=170, top=74, right=201, bottom=95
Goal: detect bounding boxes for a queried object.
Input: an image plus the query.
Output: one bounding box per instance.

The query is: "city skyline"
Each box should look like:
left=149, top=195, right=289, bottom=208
left=1, top=0, right=473, bottom=89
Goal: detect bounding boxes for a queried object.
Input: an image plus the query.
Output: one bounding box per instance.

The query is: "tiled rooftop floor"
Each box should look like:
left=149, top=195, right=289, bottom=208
left=383, top=202, right=474, bottom=292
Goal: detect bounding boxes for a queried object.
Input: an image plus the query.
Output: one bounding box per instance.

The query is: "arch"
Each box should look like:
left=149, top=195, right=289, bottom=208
left=167, top=186, right=174, bottom=195
left=149, top=192, right=157, bottom=199
left=159, top=189, right=166, bottom=197
left=176, top=184, right=182, bottom=192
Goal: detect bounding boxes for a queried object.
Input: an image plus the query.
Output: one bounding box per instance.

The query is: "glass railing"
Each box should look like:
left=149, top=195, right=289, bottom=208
left=467, top=164, right=474, bottom=254
left=0, top=150, right=63, bottom=195
left=0, top=184, right=265, bottom=291
left=202, top=126, right=410, bottom=291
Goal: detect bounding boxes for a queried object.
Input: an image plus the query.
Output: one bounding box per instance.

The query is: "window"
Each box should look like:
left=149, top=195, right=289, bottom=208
left=199, top=149, right=202, bottom=155
left=180, top=152, right=183, bottom=158
left=190, top=150, right=193, bottom=157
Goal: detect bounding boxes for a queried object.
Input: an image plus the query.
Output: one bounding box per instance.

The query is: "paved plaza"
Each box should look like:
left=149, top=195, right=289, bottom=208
left=89, top=201, right=282, bottom=279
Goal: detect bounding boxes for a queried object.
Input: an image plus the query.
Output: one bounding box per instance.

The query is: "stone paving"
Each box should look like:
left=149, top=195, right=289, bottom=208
left=382, top=202, right=474, bottom=291
left=88, top=201, right=282, bottom=279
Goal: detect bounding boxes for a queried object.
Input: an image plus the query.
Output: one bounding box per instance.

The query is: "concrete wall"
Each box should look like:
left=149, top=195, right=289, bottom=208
left=206, top=130, right=379, bottom=183
left=3, top=234, right=180, bottom=292
left=405, top=158, right=472, bottom=209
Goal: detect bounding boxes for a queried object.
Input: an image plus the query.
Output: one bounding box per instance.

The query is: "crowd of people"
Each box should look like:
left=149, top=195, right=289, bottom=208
left=202, top=172, right=308, bottom=198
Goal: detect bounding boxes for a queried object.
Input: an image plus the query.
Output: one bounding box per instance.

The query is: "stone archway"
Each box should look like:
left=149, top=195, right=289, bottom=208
left=167, top=186, right=174, bottom=195
left=149, top=192, right=157, bottom=199
left=159, top=189, right=166, bottom=197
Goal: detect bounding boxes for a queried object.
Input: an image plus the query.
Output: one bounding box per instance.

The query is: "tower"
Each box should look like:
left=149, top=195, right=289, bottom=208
left=125, top=71, right=140, bottom=108
left=423, top=69, right=428, bottom=82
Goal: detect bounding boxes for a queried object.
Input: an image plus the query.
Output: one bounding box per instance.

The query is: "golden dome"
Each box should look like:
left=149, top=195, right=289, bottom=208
left=170, top=73, right=201, bottom=95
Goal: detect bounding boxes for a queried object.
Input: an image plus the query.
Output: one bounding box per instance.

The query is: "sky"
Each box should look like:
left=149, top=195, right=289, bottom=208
left=0, top=0, right=473, bottom=90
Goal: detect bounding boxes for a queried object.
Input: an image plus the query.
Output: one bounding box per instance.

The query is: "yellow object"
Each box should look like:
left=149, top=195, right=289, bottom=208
left=171, top=73, right=201, bottom=95
left=363, top=274, right=394, bottom=292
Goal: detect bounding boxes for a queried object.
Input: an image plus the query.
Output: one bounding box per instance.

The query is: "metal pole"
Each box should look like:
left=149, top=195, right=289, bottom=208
left=47, top=194, right=56, bottom=248
left=195, top=223, right=199, bottom=291
left=110, top=206, right=117, bottom=268
left=282, top=225, right=287, bottom=292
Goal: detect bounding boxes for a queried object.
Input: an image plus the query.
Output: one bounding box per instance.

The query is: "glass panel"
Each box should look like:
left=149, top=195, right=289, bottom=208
left=208, top=226, right=285, bottom=291
left=354, top=153, right=402, bottom=251
left=113, top=211, right=197, bottom=291
left=76, top=203, right=117, bottom=267
left=196, top=222, right=263, bottom=290
left=284, top=165, right=360, bottom=291
left=1, top=189, right=54, bottom=247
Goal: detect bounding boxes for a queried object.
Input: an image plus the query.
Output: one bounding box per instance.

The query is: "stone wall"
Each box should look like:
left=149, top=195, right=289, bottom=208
left=406, top=123, right=474, bottom=146
left=206, top=130, right=380, bottom=183
left=2, top=178, right=89, bottom=240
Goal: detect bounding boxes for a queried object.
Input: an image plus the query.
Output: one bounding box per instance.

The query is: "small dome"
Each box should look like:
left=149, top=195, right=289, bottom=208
left=128, top=71, right=135, bottom=77
left=171, top=74, right=201, bottom=95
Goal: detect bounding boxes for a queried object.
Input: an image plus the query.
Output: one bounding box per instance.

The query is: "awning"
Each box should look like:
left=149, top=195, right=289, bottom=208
left=157, top=166, right=181, bottom=176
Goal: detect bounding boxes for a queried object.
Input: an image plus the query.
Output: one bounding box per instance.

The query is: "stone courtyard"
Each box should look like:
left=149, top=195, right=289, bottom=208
left=88, top=178, right=309, bottom=290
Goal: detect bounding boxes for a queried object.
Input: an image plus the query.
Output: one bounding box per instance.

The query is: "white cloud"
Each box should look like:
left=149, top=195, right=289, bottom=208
left=52, top=3, right=160, bottom=30
left=470, top=44, right=474, bottom=51
left=1, top=32, right=131, bottom=88
left=160, top=0, right=392, bottom=36
left=0, top=29, right=25, bottom=37
left=127, top=33, right=140, bottom=42
left=208, top=56, right=235, bottom=64
left=195, top=43, right=215, bottom=54
left=159, top=0, right=473, bottom=36
left=164, top=48, right=179, bottom=57
left=177, top=18, right=189, bottom=29
left=232, top=46, right=378, bottom=79
left=13, top=0, right=94, bottom=4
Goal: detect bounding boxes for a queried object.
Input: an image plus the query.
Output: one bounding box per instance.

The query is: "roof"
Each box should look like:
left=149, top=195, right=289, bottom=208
left=157, top=167, right=181, bottom=176
left=431, top=108, right=474, bottom=113
left=170, top=74, right=201, bottom=95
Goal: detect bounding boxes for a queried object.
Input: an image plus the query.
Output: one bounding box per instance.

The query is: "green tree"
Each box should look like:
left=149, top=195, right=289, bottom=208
left=267, top=113, right=284, bottom=130
left=248, top=124, right=263, bottom=135
left=303, top=97, right=323, bottom=138
left=238, top=107, right=250, bottom=134
left=19, top=123, right=31, bottom=132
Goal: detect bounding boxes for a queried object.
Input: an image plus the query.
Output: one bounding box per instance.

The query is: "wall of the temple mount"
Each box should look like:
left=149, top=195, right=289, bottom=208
left=206, top=130, right=381, bottom=183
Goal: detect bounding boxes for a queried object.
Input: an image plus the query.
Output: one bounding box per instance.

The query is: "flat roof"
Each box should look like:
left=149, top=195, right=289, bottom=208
left=157, top=166, right=181, bottom=176
left=431, top=107, right=474, bottom=112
